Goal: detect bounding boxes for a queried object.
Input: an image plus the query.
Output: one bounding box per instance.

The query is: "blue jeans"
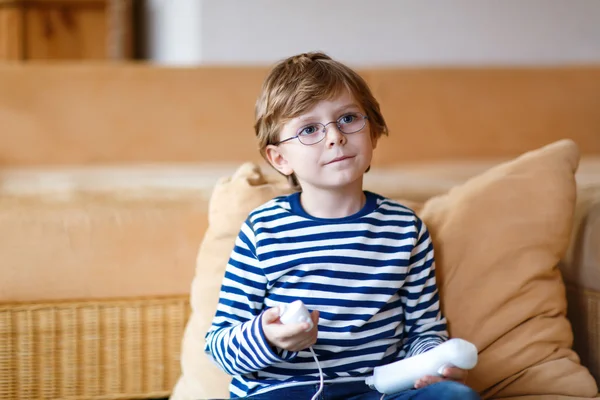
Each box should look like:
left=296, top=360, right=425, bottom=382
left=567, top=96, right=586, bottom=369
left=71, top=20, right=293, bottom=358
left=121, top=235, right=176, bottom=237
left=243, top=380, right=480, bottom=399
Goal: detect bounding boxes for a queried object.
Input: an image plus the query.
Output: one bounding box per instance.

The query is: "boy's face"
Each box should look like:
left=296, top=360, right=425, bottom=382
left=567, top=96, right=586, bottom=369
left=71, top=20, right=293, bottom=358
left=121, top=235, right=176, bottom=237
left=266, top=91, right=376, bottom=192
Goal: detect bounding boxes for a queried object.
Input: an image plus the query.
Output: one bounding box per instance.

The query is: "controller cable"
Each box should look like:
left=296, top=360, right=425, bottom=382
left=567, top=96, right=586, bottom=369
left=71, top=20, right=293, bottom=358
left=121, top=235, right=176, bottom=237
left=309, top=346, right=323, bottom=400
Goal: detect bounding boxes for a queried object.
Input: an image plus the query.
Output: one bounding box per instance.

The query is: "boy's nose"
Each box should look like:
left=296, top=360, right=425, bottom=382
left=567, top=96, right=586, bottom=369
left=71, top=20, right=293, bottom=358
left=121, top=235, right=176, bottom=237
left=326, top=125, right=347, bottom=147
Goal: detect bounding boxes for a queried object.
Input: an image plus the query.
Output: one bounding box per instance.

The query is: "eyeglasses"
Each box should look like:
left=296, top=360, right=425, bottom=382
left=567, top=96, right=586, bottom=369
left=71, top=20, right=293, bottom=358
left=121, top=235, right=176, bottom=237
left=275, top=112, right=368, bottom=146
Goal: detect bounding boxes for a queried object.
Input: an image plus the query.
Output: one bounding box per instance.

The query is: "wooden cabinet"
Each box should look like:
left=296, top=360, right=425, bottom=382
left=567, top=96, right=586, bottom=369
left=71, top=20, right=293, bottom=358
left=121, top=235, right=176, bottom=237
left=0, top=0, right=132, bottom=61
left=0, top=0, right=23, bottom=59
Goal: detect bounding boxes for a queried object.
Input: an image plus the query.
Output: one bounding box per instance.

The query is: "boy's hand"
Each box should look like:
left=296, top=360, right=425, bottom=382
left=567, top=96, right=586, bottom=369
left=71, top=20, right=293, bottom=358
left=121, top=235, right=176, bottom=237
left=414, top=366, right=468, bottom=389
left=261, top=307, right=319, bottom=352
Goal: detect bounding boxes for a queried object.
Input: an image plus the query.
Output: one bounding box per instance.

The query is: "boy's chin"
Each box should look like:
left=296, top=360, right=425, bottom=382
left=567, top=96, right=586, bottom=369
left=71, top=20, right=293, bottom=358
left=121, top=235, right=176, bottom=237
left=300, top=176, right=364, bottom=191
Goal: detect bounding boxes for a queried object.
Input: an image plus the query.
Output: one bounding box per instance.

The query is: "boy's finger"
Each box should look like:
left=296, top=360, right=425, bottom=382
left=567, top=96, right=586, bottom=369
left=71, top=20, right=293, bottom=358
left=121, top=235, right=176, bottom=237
left=442, top=366, right=467, bottom=381
left=415, top=375, right=443, bottom=388
left=262, top=307, right=281, bottom=324
left=278, top=322, right=311, bottom=338
left=310, top=310, right=320, bottom=326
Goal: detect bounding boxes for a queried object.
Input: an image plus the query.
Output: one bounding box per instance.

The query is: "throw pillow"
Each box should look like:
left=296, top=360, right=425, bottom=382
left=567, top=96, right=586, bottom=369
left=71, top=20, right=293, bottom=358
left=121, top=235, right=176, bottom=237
left=171, top=163, right=293, bottom=400
left=417, top=139, right=597, bottom=398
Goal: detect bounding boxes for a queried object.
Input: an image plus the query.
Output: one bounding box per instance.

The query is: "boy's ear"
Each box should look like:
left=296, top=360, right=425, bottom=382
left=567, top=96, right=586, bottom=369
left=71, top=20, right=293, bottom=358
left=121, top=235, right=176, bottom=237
left=265, top=144, right=294, bottom=176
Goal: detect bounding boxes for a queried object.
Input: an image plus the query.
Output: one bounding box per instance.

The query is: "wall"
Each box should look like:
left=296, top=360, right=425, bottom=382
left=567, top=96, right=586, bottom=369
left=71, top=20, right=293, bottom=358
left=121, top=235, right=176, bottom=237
left=145, top=0, right=600, bottom=66
left=144, top=0, right=203, bottom=64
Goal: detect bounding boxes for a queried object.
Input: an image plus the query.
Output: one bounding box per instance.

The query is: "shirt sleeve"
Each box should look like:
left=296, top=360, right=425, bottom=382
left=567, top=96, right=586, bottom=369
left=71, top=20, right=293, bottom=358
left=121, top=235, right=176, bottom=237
left=204, top=219, right=297, bottom=375
left=399, top=217, right=449, bottom=358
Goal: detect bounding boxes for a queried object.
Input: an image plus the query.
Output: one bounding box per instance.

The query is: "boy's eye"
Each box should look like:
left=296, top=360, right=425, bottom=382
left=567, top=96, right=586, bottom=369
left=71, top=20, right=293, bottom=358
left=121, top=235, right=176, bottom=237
left=298, top=124, right=321, bottom=136
left=339, top=113, right=358, bottom=125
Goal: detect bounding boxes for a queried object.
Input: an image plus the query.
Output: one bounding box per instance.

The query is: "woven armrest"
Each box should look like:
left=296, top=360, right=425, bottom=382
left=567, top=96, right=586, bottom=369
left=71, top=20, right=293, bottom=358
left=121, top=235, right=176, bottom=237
left=567, top=285, right=600, bottom=386
left=0, top=296, right=190, bottom=400
left=562, top=186, right=600, bottom=386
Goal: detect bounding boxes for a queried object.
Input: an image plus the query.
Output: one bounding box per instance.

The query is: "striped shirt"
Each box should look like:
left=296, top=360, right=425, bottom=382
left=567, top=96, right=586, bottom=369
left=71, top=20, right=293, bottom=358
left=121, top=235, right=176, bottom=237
left=204, top=191, right=448, bottom=398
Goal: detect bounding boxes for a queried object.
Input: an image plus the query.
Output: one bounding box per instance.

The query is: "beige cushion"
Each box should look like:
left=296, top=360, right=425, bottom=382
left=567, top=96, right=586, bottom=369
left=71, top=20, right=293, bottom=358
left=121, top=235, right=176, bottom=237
left=172, top=140, right=598, bottom=399
left=417, top=139, right=597, bottom=398
left=172, top=164, right=293, bottom=400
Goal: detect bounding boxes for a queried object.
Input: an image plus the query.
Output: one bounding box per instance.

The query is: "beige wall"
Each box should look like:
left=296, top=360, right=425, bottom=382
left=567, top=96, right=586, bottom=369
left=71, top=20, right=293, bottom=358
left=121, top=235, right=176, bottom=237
left=1, top=64, right=599, bottom=167
left=147, top=0, right=600, bottom=66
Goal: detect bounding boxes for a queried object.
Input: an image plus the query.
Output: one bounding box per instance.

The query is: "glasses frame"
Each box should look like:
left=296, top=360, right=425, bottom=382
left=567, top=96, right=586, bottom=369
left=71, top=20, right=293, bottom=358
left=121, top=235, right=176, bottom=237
left=274, top=113, right=369, bottom=146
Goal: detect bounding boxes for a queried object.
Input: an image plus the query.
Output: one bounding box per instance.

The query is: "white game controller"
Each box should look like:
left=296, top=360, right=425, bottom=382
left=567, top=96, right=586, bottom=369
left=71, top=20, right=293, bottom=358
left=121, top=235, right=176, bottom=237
left=278, top=300, right=324, bottom=400
left=278, top=300, right=314, bottom=331
left=365, top=338, right=478, bottom=394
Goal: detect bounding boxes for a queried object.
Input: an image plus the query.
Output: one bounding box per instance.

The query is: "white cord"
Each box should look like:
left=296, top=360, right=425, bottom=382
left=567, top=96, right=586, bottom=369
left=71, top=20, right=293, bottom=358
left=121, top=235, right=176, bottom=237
left=309, top=346, right=324, bottom=400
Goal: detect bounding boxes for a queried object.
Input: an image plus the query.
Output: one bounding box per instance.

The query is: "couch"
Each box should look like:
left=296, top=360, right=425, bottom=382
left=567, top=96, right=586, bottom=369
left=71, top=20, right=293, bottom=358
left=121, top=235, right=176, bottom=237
left=1, top=65, right=599, bottom=400
left=0, top=142, right=598, bottom=400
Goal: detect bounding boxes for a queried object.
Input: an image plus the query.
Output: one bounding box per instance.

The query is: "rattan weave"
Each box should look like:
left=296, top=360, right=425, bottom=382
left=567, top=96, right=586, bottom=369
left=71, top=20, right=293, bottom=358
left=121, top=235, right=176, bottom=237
left=567, top=285, right=600, bottom=386
left=0, top=295, right=190, bottom=400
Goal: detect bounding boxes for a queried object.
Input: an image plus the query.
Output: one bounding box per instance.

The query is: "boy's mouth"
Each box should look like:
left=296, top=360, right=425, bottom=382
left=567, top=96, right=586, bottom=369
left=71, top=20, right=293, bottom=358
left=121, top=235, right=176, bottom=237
left=326, top=155, right=354, bottom=165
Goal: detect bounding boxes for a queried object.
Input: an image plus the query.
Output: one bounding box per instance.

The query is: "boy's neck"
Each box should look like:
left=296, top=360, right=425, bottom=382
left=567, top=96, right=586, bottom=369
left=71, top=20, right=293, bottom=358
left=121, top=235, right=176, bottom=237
left=299, top=181, right=366, bottom=219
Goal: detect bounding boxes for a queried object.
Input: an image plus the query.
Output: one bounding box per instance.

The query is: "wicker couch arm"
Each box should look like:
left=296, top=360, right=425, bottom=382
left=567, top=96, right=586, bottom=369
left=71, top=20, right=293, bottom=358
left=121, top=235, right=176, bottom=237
left=562, top=186, right=600, bottom=386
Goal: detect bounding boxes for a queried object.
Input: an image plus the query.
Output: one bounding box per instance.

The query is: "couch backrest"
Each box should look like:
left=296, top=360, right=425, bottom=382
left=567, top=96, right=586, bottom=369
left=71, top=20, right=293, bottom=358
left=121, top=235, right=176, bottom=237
left=1, top=64, right=599, bottom=167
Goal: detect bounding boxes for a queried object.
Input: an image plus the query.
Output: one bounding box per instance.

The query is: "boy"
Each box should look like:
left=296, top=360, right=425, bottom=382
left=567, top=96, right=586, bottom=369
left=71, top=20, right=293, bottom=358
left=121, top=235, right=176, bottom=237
left=204, top=52, right=480, bottom=400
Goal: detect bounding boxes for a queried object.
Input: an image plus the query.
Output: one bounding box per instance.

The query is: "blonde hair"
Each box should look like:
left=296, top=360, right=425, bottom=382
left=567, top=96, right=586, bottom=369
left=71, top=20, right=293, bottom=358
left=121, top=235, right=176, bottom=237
left=254, top=52, right=388, bottom=189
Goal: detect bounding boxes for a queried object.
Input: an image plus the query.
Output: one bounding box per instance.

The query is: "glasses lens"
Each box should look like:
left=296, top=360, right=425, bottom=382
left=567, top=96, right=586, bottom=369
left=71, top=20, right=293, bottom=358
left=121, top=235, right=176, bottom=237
left=297, top=123, right=325, bottom=145
left=338, top=113, right=366, bottom=134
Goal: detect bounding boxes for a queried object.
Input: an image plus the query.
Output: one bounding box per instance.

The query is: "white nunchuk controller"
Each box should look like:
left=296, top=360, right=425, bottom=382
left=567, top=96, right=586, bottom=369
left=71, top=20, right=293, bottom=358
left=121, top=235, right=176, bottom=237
left=278, top=300, right=314, bottom=331
left=365, top=338, right=478, bottom=394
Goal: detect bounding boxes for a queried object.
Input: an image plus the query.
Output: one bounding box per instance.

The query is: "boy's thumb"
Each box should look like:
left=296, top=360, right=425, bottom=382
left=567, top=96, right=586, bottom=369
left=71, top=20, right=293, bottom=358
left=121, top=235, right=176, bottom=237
left=262, top=307, right=281, bottom=324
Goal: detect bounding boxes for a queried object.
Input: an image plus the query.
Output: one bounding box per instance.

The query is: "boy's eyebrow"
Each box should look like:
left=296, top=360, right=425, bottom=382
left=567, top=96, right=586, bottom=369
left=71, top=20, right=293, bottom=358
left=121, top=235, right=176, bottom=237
left=297, top=104, right=362, bottom=121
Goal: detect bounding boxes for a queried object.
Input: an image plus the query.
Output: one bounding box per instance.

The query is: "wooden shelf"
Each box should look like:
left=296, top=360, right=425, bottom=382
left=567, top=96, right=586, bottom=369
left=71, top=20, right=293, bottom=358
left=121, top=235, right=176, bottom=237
left=0, top=0, right=132, bottom=61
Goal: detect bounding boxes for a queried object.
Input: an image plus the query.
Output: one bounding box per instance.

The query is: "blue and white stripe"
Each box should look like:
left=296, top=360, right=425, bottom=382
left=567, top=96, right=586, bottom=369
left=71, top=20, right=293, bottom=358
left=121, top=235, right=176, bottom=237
left=205, top=191, right=448, bottom=398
